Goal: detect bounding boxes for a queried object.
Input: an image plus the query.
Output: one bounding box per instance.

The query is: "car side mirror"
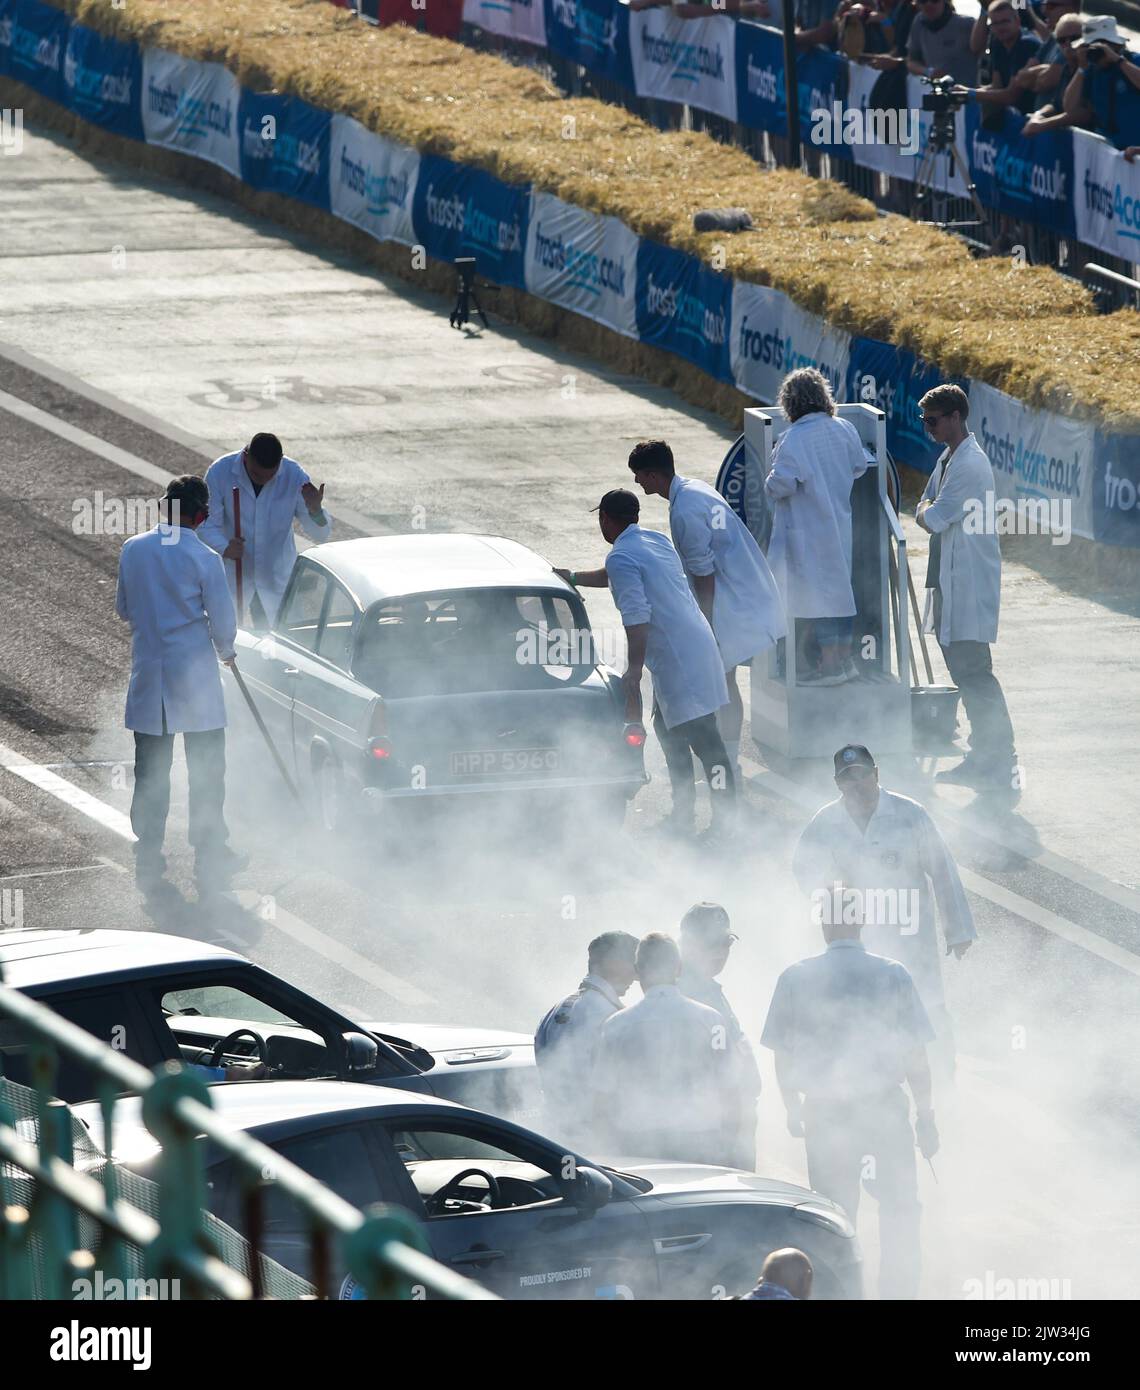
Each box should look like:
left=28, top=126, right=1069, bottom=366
left=343, top=1031, right=379, bottom=1075
left=566, top=1165, right=613, bottom=1214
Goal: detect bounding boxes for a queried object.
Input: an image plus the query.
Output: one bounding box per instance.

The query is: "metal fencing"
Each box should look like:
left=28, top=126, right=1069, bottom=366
left=0, top=967, right=495, bottom=1301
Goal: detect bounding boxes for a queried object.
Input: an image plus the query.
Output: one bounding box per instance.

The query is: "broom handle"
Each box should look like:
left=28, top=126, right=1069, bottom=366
left=232, top=485, right=244, bottom=623
left=904, top=552, right=936, bottom=685
left=888, top=545, right=919, bottom=687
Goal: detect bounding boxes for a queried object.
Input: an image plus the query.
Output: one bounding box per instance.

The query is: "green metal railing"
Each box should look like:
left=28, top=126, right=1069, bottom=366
left=0, top=967, right=495, bottom=1301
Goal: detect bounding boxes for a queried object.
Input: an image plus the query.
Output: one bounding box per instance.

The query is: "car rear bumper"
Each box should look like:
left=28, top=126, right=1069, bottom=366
left=360, top=772, right=648, bottom=806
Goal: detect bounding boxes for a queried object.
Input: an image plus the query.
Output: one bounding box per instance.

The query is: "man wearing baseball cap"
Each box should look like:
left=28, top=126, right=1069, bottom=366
left=1064, top=16, right=1140, bottom=151
left=556, top=490, right=734, bottom=836
left=678, top=903, right=763, bottom=1169
left=791, top=744, right=975, bottom=1078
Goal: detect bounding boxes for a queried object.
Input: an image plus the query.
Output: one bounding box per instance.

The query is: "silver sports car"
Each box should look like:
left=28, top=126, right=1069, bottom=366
left=227, top=534, right=647, bottom=831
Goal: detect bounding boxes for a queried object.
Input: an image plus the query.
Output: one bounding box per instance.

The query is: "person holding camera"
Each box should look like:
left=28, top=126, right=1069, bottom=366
left=963, top=0, right=1043, bottom=115
left=1062, top=16, right=1140, bottom=150
left=907, top=0, right=979, bottom=88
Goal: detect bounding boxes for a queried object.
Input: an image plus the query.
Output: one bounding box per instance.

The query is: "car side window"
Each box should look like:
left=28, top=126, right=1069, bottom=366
left=249, top=1126, right=384, bottom=1285
left=382, top=1123, right=567, bottom=1220
left=317, top=583, right=358, bottom=670
left=0, top=990, right=154, bottom=1103
left=278, top=565, right=328, bottom=651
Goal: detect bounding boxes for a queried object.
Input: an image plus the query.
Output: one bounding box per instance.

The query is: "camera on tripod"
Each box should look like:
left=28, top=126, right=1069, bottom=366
left=449, top=256, right=498, bottom=331
left=920, top=73, right=966, bottom=115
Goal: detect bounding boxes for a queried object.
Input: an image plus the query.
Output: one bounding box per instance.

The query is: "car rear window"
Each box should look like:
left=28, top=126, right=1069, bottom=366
left=353, top=590, right=595, bottom=696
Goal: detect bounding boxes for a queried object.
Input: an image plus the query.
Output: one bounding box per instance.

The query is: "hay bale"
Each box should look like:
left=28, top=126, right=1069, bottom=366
left=39, top=0, right=1139, bottom=429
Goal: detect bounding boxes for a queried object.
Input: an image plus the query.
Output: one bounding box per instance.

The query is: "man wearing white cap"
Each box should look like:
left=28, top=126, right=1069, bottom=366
left=627, top=439, right=785, bottom=782
left=1064, top=16, right=1140, bottom=150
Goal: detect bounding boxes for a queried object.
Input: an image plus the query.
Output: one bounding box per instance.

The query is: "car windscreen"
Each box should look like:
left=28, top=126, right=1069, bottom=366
left=353, top=589, right=596, bottom=697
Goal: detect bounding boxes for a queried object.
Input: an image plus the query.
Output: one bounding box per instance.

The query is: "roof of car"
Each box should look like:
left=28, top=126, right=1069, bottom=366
left=300, top=534, right=576, bottom=608
left=0, top=929, right=239, bottom=991
left=73, top=1080, right=462, bottom=1161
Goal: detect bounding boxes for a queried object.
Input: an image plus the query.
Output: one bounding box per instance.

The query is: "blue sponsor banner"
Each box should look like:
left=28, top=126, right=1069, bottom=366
left=735, top=20, right=785, bottom=137
left=63, top=24, right=143, bottom=142
left=1092, top=430, right=1140, bottom=547
left=0, top=0, right=68, bottom=104
left=846, top=337, right=958, bottom=473
left=635, top=240, right=732, bottom=383
left=546, top=0, right=632, bottom=91
left=239, top=92, right=331, bottom=210
left=412, top=155, right=530, bottom=288
left=797, top=44, right=847, bottom=158
left=965, top=104, right=1075, bottom=236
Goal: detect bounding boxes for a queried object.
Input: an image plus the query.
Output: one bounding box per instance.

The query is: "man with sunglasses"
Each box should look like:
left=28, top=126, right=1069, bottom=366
left=199, top=432, right=331, bottom=629
left=1021, top=11, right=1085, bottom=132
left=915, top=385, right=1017, bottom=792
left=792, top=744, right=975, bottom=1081
left=678, top=902, right=763, bottom=1169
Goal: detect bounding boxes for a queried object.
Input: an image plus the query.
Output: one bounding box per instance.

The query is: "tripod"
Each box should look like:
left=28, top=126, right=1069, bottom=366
left=912, top=105, right=989, bottom=237
left=449, top=256, right=492, bottom=330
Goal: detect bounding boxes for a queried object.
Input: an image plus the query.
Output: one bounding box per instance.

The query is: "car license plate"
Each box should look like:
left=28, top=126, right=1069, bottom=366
left=450, top=748, right=560, bottom=776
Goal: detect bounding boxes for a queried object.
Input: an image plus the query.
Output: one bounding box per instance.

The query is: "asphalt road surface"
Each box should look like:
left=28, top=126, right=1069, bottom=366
left=2, top=123, right=1139, bottom=1300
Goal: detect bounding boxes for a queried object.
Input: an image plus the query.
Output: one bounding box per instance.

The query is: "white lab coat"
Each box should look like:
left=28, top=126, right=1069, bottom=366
left=668, top=475, right=786, bottom=670
left=791, top=789, right=976, bottom=1012
left=594, top=985, right=731, bottom=1140
left=764, top=413, right=867, bottom=620
left=605, top=525, right=728, bottom=730
left=115, top=525, right=237, bottom=735
left=918, top=433, right=1001, bottom=646
left=198, top=450, right=331, bottom=624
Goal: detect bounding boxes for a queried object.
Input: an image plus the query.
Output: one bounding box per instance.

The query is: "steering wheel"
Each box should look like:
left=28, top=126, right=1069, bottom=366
left=209, top=1028, right=268, bottom=1069
left=424, top=1168, right=501, bottom=1216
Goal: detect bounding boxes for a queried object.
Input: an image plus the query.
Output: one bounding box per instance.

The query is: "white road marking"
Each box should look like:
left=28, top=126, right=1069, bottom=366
left=740, top=755, right=1140, bottom=979
left=0, top=738, right=135, bottom=841
left=0, top=366, right=387, bottom=539
left=0, top=739, right=434, bottom=1007
left=225, top=889, right=436, bottom=1008
left=0, top=861, right=119, bottom=883
left=0, top=387, right=174, bottom=488
left=0, top=338, right=221, bottom=457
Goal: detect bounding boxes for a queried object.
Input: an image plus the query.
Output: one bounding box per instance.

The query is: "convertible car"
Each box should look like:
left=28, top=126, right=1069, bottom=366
left=225, top=533, right=647, bottom=832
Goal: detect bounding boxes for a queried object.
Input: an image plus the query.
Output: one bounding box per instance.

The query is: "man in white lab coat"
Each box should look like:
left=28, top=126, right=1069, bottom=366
left=792, top=744, right=976, bottom=1077
left=626, top=439, right=785, bottom=780
left=116, top=476, right=244, bottom=892
left=594, top=933, right=734, bottom=1163
left=916, top=385, right=1017, bottom=791
left=199, top=433, right=331, bottom=628
left=764, top=369, right=867, bottom=685
left=557, top=490, right=733, bottom=835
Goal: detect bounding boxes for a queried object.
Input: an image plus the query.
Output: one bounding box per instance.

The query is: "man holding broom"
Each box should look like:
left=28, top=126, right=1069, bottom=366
left=199, top=433, right=331, bottom=629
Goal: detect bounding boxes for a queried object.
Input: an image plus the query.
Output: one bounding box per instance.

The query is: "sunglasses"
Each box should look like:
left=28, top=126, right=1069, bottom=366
left=920, top=412, right=942, bottom=424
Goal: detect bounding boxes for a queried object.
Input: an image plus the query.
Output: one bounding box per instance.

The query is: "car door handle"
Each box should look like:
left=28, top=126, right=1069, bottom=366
left=451, top=1248, right=505, bottom=1267
left=282, top=668, right=299, bottom=677
left=653, top=1234, right=712, bottom=1256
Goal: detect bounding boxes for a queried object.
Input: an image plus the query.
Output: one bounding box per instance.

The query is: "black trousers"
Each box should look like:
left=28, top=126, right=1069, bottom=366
left=939, top=640, right=1015, bottom=764
left=652, top=706, right=736, bottom=818
left=131, top=728, right=228, bottom=867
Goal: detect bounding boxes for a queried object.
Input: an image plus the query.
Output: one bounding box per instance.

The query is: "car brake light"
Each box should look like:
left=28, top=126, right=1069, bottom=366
left=369, top=737, right=393, bottom=760
left=623, top=722, right=647, bottom=748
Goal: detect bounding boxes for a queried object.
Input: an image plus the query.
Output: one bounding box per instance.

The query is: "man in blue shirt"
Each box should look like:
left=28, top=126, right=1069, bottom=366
left=1065, top=16, right=1140, bottom=151
left=967, top=0, right=1043, bottom=115
left=761, top=895, right=939, bottom=1298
